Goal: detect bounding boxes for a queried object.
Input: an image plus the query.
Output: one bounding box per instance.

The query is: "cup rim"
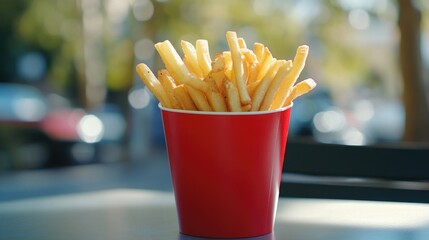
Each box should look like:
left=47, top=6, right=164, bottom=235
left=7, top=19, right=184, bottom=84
left=158, top=102, right=293, bottom=115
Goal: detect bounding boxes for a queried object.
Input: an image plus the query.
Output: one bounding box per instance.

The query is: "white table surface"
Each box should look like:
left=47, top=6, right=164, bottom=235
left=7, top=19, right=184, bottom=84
left=1, top=189, right=429, bottom=240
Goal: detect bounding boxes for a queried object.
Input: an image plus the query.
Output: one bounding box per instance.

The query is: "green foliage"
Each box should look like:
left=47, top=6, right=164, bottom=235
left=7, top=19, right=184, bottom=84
left=2, top=0, right=405, bottom=106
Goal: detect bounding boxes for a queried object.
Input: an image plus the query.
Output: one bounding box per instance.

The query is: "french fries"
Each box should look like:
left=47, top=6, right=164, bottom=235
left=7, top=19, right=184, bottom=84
left=196, top=40, right=212, bottom=77
left=157, top=69, right=181, bottom=109
left=270, top=45, right=309, bottom=110
left=250, top=60, right=284, bottom=111
left=181, top=40, right=203, bottom=78
left=283, top=78, right=317, bottom=107
left=136, top=31, right=316, bottom=112
left=226, top=31, right=251, bottom=105
left=136, top=63, right=172, bottom=108
left=173, top=84, right=197, bottom=110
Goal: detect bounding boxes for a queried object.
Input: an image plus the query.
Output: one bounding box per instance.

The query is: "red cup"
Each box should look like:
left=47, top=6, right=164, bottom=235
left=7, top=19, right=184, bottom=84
left=160, top=104, right=292, bottom=238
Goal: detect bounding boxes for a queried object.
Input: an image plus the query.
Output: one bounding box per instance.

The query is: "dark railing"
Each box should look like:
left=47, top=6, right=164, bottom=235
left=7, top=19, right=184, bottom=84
left=280, top=138, right=429, bottom=203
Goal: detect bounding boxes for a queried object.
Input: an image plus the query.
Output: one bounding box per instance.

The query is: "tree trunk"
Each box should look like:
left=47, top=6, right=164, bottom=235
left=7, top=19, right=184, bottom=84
left=397, top=0, right=429, bottom=143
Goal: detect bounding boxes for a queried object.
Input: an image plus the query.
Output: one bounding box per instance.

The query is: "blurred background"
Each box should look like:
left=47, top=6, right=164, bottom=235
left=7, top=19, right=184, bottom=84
left=1, top=0, right=429, bottom=172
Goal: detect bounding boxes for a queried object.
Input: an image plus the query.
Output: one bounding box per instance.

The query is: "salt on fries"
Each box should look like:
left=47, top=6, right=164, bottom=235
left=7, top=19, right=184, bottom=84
left=136, top=31, right=316, bottom=112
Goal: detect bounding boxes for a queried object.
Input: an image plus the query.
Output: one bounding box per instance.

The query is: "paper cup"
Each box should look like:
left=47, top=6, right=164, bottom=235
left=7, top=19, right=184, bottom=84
left=160, top=104, right=292, bottom=238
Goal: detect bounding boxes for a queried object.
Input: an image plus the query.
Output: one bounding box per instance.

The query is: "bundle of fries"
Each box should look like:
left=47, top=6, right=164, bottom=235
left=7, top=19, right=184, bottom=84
left=136, top=31, right=316, bottom=112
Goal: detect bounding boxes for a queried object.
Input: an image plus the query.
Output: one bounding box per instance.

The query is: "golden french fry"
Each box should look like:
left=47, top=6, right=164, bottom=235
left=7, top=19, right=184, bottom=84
left=242, top=56, right=249, bottom=84
left=181, top=40, right=203, bottom=78
left=222, top=51, right=232, bottom=65
left=155, top=41, right=185, bottom=82
left=242, top=49, right=259, bottom=84
left=224, top=80, right=241, bottom=112
left=203, top=61, right=227, bottom=112
left=242, top=48, right=257, bottom=62
left=158, top=69, right=181, bottom=109
left=259, top=60, right=292, bottom=111
left=238, top=37, right=247, bottom=49
left=205, top=54, right=226, bottom=94
left=222, top=51, right=232, bottom=80
left=202, top=53, right=229, bottom=111
left=211, top=54, right=225, bottom=72
left=253, top=43, right=265, bottom=62
left=182, top=57, right=195, bottom=80
left=270, top=45, right=309, bottom=110
left=187, top=85, right=212, bottom=111
left=196, top=39, right=212, bottom=77
left=250, top=60, right=285, bottom=111
left=247, top=79, right=261, bottom=97
left=230, top=70, right=236, bottom=88
left=207, top=89, right=228, bottom=112
left=173, top=84, right=197, bottom=110
left=155, top=41, right=209, bottom=92
left=284, top=78, right=316, bottom=106
left=226, top=31, right=251, bottom=105
left=136, top=63, right=172, bottom=108
left=256, top=47, right=275, bottom=82
left=241, top=104, right=251, bottom=112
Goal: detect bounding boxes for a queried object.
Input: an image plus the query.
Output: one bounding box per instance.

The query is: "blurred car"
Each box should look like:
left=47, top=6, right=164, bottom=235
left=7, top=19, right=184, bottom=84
left=0, top=83, right=126, bottom=170
left=287, top=86, right=404, bottom=145
left=288, top=87, right=333, bottom=137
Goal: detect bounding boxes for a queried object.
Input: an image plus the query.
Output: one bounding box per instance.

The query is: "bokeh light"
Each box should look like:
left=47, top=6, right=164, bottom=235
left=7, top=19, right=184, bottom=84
left=17, top=52, right=46, bottom=81
left=128, top=87, right=151, bottom=109
left=134, top=38, right=155, bottom=60
left=13, top=98, right=47, bottom=122
left=77, top=115, right=104, bottom=143
left=313, top=109, right=347, bottom=133
left=348, top=9, right=371, bottom=30
left=107, top=0, right=130, bottom=24
left=133, top=0, right=154, bottom=21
